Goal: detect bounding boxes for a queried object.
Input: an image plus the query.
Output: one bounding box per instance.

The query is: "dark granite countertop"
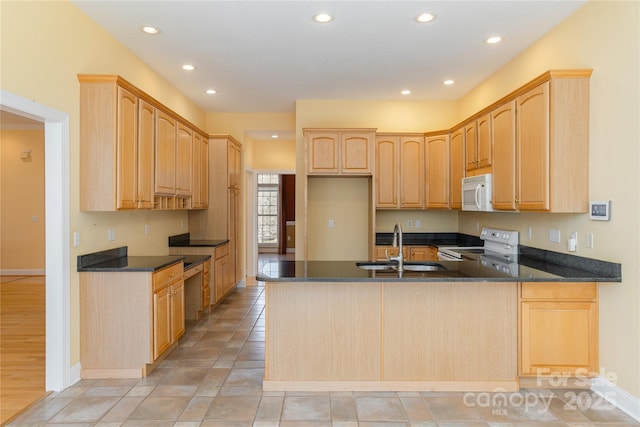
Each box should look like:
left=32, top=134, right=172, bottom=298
left=77, top=247, right=184, bottom=272
left=256, top=257, right=620, bottom=283
left=169, top=233, right=229, bottom=248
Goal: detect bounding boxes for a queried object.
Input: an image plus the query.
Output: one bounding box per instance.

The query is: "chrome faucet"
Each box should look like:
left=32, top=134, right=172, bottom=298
left=386, top=223, right=404, bottom=272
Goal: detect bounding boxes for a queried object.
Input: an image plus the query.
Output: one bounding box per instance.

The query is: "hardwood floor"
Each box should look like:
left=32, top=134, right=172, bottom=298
left=0, top=275, right=46, bottom=426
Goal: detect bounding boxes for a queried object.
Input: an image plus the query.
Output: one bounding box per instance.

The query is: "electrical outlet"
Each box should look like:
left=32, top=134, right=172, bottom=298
left=145, top=224, right=150, bottom=235
left=73, top=232, right=80, bottom=247
left=416, top=219, right=422, bottom=228
left=407, top=220, right=413, bottom=228
left=107, top=228, right=116, bottom=241
left=328, top=219, right=334, bottom=228
left=527, top=227, right=532, bottom=240
left=548, top=229, right=561, bottom=243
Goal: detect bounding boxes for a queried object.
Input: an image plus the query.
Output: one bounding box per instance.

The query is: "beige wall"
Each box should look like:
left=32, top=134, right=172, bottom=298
left=0, top=129, right=45, bottom=270
left=252, top=138, right=296, bottom=171
left=456, top=0, right=640, bottom=398
left=0, top=2, right=207, bottom=367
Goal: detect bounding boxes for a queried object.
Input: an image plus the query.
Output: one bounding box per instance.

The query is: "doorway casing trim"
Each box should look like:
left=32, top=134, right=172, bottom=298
left=1, top=89, right=72, bottom=391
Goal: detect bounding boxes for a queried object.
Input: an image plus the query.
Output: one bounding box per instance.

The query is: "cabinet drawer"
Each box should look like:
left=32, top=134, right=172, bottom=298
left=521, top=282, right=596, bottom=301
left=215, top=244, right=230, bottom=259
left=153, top=263, right=183, bottom=291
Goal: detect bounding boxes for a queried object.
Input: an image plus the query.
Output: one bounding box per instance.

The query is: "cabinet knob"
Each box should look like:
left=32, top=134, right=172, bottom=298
left=170, top=272, right=175, bottom=277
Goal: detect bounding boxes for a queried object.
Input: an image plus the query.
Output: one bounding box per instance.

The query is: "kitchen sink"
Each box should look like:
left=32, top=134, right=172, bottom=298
left=356, top=261, right=447, bottom=272
left=403, top=262, right=446, bottom=272
left=356, top=261, right=397, bottom=271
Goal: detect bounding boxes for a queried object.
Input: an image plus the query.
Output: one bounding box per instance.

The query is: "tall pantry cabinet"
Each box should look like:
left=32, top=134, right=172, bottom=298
left=189, top=135, right=243, bottom=286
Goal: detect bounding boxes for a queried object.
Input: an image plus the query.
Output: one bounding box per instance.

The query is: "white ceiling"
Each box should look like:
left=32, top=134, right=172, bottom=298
left=72, top=1, right=586, bottom=114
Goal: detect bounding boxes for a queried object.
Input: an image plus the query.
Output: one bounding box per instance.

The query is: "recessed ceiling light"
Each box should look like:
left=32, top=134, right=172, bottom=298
left=206, top=89, right=217, bottom=95
left=485, top=36, right=503, bottom=44
left=416, top=13, right=436, bottom=23
left=141, top=26, right=160, bottom=35
left=401, top=90, right=412, bottom=95
left=182, top=64, right=195, bottom=71
left=443, top=79, right=455, bottom=86
left=271, top=134, right=279, bottom=139
left=313, top=13, right=333, bottom=23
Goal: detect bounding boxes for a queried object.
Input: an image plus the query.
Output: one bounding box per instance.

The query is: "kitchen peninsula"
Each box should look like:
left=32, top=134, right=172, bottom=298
left=258, top=250, right=620, bottom=392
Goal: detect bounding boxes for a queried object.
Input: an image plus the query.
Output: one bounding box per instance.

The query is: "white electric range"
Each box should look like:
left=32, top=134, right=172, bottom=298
left=438, top=228, right=520, bottom=276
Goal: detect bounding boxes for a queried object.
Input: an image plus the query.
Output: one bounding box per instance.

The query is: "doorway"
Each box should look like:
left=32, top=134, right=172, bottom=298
left=255, top=173, right=295, bottom=275
left=1, top=89, right=71, bottom=396
left=0, top=112, right=46, bottom=423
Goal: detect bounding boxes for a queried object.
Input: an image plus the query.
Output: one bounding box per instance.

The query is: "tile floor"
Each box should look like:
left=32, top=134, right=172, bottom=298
left=8, top=283, right=639, bottom=427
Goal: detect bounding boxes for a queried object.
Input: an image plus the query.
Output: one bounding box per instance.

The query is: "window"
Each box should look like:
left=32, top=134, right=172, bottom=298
left=258, top=173, right=279, bottom=246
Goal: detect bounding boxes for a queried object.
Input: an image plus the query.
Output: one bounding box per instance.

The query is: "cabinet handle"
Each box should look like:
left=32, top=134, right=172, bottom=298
left=170, top=272, right=175, bottom=277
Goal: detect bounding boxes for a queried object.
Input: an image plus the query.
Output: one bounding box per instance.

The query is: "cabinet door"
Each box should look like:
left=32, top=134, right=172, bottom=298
left=464, top=122, right=477, bottom=171
left=153, top=286, right=171, bottom=360
left=307, top=132, right=339, bottom=174
left=176, top=123, right=193, bottom=196
left=375, top=246, right=408, bottom=261
left=155, top=110, right=177, bottom=195
left=137, top=100, right=155, bottom=209
left=408, top=247, right=429, bottom=261
left=517, top=82, right=550, bottom=211
left=116, top=87, right=138, bottom=209
left=477, top=114, right=492, bottom=168
left=375, top=137, right=398, bottom=208
left=192, top=133, right=202, bottom=208
left=449, top=128, right=465, bottom=209
left=341, top=133, right=371, bottom=174
left=200, top=138, right=209, bottom=208
left=228, top=141, right=241, bottom=189
left=399, top=137, right=424, bottom=208
left=492, top=101, right=517, bottom=210
left=214, top=256, right=224, bottom=304
left=520, top=301, right=598, bottom=375
left=170, top=281, right=185, bottom=343
left=426, top=134, right=450, bottom=209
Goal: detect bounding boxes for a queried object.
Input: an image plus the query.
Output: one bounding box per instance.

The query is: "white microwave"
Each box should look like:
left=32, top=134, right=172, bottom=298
left=462, top=173, right=494, bottom=212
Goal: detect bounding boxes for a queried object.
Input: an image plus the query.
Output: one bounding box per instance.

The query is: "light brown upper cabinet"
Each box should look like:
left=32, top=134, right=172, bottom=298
left=376, top=134, right=424, bottom=209
left=514, top=73, right=590, bottom=212
left=305, top=128, right=375, bottom=175
left=465, top=115, right=492, bottom=175
left=191, top=132, right=209, bottom=209
left=154, top=110, right=177, bottom=196
left=175, top=123, right=193, bottom=197
left=449, top=127, right=465, bottom=209
left=425, top=133, right=450, bottom=209
left=491, top=101, right=517, bottom=210
left=79, top=77, right=155, bottom=210
left=79, top=74, right=209, bottom=211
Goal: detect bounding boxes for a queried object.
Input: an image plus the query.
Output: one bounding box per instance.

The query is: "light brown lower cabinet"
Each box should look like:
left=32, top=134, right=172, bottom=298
left=153, top=273, right=184, bottom=360
left=214, top=243, right=234, bottom=303
left=519, top=282, right=598, bottom=377
left=375, top=245, right=438, bottom=261
left=80, top=262, right=185, bottom=379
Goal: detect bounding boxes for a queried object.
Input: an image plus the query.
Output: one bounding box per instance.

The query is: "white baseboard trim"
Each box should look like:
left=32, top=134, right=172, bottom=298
left=0, top=269, right=45, bottom=275
left=592, top=376, right=640, bottom=421
left=70, top=362, right=81, bottom=387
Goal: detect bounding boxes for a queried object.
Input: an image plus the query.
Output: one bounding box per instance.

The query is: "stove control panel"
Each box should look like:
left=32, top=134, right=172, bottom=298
left=480, top=228, right=519, bottom=247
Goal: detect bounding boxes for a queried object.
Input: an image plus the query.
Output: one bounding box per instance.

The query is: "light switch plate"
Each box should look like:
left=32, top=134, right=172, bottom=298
left=548, top=229, right=561, bottom=243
